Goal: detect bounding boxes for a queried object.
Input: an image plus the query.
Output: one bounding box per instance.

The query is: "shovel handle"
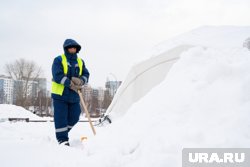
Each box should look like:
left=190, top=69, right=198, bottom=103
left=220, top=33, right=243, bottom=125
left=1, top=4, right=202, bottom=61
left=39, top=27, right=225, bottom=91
left=78, top=90, right=96, bottom=135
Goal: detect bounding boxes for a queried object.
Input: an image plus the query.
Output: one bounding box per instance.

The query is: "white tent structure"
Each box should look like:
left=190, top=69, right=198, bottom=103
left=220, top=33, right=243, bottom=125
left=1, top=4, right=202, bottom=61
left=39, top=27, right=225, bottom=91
left=103, top=26, right=250, bottom=122
left=106, top=45, right=193, bottom=120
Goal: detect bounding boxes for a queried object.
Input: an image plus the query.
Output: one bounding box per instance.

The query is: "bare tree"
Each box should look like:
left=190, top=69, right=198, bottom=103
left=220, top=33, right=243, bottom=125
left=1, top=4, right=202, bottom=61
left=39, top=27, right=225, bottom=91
left=5, top=58, right=43, bottom=108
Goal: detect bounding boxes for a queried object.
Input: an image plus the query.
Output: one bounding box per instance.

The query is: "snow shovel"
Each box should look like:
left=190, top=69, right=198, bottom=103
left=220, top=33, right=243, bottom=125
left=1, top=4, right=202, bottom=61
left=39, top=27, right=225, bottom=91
left=78, top=90, right=96, bottom=141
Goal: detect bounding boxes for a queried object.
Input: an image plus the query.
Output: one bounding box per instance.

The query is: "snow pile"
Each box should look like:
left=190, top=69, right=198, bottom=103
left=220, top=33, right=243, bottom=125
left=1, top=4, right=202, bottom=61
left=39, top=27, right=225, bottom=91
left=107, top=26, right=250, bottom=122
left=0, top=104, right=43, bottom=120
left=84, top=26, right=250, bottom=166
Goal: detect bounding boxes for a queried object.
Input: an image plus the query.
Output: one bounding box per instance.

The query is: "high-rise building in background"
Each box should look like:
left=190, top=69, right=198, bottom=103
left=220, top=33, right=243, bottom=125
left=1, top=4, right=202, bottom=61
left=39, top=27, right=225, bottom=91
left=105, top=80, right=122, bottom=97
left=91, top=87, right=105, bottom=102
left=97, top=87, right=105, bottom=102
left=27, top=80, right=38, bottom=98
left=13, top=80, right=39, bottom=104
left=36, top=78, right=47, bottom=95
left=0, top=75, right=14, bottom=104
left=0, top=75, right=47, bottom=105
left=82, top=84, right=92, bottom=102
left=92, top=88, right=99, bottom=99
left=81, top=83, right=121, bottom=117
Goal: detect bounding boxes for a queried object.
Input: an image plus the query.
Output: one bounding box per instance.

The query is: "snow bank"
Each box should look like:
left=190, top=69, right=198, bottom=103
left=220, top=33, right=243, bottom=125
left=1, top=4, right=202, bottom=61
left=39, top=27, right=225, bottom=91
left=84, top=26, right=250, bottom=166
left=0, top=104, right=43, bottom=120
left=107, top=26, right=250, bottom=122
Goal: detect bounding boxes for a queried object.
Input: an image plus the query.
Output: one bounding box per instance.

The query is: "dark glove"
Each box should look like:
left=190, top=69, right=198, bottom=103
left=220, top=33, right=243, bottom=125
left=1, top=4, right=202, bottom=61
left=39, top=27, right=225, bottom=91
left=70, top=81, right=82, bottom=93
left=71, top=77, right=84, bottom=86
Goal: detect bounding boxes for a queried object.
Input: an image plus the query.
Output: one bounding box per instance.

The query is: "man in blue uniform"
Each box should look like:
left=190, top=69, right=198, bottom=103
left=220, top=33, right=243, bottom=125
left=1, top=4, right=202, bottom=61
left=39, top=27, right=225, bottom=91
left=51, top=39, right=90, bottom=146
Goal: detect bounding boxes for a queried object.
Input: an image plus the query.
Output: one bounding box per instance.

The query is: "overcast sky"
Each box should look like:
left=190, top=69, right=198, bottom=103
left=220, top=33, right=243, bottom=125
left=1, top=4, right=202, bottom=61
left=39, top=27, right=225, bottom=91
left=1, top=0, right=250, bottom=88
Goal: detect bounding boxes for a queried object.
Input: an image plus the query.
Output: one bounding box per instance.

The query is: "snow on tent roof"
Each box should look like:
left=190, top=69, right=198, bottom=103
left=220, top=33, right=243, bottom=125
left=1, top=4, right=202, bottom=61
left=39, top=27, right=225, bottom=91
left=106, top=26, right=250, bottom=122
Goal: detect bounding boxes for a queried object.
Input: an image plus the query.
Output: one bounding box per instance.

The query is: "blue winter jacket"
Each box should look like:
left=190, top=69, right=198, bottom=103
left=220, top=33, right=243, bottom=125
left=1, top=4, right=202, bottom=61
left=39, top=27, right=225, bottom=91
left=51, top=39, right=90, bottom=103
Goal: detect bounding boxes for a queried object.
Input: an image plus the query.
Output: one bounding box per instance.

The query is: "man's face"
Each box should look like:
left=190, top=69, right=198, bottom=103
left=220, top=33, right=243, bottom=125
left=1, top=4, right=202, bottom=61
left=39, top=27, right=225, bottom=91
left=67, top=47, right=77, bottom=54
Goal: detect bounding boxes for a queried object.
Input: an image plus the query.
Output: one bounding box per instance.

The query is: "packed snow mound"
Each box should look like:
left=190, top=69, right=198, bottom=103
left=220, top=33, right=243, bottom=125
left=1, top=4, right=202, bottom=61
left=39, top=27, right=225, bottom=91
left=85, top=26, right=250, bottom=166
left=0, top=104, right=43, bottom=120
left=107, top=26, right=250, bottom=122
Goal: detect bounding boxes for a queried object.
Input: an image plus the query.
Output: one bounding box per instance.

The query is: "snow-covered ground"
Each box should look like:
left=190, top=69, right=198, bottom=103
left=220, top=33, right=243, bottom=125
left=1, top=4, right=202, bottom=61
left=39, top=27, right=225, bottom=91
left=0, top=104, right=44, bottom=120
left=1, top=26, right=250, bottom=167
